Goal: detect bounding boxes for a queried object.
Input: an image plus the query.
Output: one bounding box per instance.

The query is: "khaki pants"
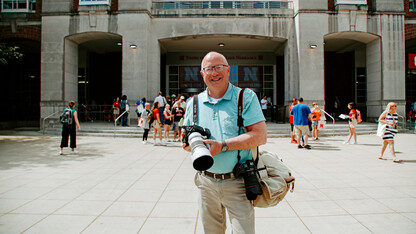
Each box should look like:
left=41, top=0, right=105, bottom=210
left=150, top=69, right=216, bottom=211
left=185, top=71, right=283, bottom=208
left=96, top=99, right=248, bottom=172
left=194, top=172, right=255, bottom=234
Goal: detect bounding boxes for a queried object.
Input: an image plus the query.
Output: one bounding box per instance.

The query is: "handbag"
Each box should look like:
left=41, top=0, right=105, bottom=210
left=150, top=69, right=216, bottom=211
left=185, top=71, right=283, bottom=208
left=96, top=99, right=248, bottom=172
left=138, top=118, right=144, bottom=127
left=236, top=88, right=295, bottom=208
left=252, top=149, right=295, bottom=208
left=377, top=122, right=387, bottom=138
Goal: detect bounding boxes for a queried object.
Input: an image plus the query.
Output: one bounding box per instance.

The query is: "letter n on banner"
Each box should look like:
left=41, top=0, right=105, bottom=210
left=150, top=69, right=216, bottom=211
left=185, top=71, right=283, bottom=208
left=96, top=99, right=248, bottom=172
left=238, top=66, right=263, bottom=88
left=408, top=53, right=416, bottom=69
left=179, top=66, right=204, bottom=88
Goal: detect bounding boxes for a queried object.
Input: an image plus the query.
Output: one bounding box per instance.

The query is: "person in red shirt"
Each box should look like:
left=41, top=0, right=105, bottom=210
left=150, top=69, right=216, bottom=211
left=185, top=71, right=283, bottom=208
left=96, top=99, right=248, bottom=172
left=289, top=98, right=298, bottom=143
left=344, top=102, right=358, bottom=144
left=151, top=102, right=163, bottom=145
left=112, top=97, right=120, bottom=124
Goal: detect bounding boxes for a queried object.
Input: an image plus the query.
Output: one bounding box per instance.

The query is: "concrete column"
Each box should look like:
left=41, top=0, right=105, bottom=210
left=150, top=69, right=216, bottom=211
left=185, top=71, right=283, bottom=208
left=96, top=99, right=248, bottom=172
left=295, top=13, right=327, bottom=105
left=366, top=38, right=383, bottom=118
left=64, top=39, right=78, bottom=102
left=118, top=13, right=160, bottom=106
left=40, top=16, right=71, bottom=119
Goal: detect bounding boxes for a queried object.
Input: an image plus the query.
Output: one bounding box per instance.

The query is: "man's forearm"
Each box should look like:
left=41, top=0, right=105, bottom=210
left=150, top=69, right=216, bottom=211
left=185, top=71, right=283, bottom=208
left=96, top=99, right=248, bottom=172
left=225, top=121, right=267, bottom=151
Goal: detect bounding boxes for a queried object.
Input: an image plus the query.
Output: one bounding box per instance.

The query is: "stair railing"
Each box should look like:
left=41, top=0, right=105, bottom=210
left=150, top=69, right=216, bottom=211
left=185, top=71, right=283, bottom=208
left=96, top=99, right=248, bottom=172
left=114, top=110, right=130, bottom=137
left=320, top=108, right=335, bottom=136
left=397, top=114, right=406, bottom=130
left=42, top=110, right=61, bottom=135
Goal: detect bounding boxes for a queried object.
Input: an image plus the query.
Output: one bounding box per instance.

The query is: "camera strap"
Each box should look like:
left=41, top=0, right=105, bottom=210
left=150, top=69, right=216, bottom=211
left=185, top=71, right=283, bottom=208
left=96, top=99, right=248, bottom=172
left=193, top=94, right=198, bottom=125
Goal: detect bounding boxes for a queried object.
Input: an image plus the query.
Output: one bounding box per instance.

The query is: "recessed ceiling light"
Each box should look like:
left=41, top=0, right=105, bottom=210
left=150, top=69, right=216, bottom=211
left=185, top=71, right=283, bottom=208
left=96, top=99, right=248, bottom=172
left=218, top=43, right=225, bottom=47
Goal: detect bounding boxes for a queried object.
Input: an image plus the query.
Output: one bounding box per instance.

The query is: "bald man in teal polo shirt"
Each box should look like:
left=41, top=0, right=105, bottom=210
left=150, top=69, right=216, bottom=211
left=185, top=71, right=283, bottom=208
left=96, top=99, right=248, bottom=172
left=182, top=51, right=267, bottom=234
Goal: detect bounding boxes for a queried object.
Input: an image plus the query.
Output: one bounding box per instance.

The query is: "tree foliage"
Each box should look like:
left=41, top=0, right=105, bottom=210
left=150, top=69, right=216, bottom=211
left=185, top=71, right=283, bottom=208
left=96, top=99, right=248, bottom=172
left=0, top=43, right=23, bottom=65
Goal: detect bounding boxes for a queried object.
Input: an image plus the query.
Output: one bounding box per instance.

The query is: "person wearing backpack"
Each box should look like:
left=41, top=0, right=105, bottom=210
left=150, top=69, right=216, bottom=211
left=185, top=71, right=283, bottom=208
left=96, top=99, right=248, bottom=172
left=343, top=102, right=358, bottom=144
left=182, top=52, right=267, bottom=234
left=59, top=101, right=81, bottom=155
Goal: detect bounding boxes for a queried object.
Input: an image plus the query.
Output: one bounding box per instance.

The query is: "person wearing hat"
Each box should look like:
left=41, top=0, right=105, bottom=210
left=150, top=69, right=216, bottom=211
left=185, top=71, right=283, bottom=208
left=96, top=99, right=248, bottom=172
left=173, top=95, right=187, bottom=110
left=169, top=94, right=176, bottom=107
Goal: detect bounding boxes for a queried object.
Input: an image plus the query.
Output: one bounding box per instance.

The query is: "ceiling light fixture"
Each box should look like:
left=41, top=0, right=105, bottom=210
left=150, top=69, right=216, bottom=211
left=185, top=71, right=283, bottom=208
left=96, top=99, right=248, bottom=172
left=117, top=42, right=122, bottom=46
left=130, top=44, right=137, bottom=49
left=310, top=44, right=317, bottom=49
left=218, top=43, right=225, bottom=47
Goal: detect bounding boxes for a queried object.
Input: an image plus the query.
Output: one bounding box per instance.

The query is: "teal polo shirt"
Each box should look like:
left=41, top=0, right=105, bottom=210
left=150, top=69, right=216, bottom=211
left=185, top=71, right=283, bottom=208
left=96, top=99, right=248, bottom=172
left=183, top=83, right=265, bottom=173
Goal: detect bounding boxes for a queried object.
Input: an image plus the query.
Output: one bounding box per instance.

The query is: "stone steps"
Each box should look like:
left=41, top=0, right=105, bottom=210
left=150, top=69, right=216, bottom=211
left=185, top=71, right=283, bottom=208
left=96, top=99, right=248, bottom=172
left=42, top=121, right=384, bottom=138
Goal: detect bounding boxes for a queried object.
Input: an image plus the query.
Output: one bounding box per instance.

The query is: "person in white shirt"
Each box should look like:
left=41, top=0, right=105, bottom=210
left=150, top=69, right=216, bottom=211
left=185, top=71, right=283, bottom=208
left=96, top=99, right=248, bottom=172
left=261, top=96, right=268, bottom=120
left=154, top=91, right=167, bottom=124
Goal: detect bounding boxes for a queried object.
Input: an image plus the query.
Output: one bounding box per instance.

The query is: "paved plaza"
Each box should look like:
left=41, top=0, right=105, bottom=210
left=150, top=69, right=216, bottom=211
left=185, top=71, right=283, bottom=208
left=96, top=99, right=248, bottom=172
left=0, top=132, right=415, bottom=233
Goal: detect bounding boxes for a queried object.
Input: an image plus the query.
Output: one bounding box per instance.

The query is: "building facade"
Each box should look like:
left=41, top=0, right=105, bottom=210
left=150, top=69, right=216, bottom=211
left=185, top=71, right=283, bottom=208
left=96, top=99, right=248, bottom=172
left=0, top=0, right=411, bottom=127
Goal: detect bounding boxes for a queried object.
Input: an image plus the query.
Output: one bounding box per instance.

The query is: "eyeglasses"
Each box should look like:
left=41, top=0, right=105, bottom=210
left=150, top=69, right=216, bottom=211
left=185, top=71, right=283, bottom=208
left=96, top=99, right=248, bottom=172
left=201, top=64, right=228, bottom=74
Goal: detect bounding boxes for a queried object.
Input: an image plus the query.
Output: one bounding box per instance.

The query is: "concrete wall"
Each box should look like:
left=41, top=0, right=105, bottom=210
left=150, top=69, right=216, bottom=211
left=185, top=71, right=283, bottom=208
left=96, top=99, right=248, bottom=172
left=118, top=0, right=151, bottom=11
left=42, top=0, right=73, bottom=13
left=372, top=0, right=404, bottom=12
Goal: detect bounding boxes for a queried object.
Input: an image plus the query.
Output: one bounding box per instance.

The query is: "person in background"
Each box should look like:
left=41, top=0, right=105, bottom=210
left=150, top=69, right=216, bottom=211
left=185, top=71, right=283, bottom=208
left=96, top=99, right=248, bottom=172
left=163, top=103, right=173, bottom=142
left=151, top=101, right=163, bottom=145
left=289, top=98, right=298, bottom=144
left=172, top=104, right=185, bottom=142
left=343, top=102, right=358, bottom=144
left=59, top=101, right=81, bottom=155
left=112, top=97, right=120, bottom=124
left=311, top=102, right=322, bottom=140
left=261, top=95, right=268, bottom=120
left=140, top=103, right=151, bottom=144
left=135, top=97, right=146, bottom=126
left=290, top=97, right=312, bottom=149
left=154, top=91, right=167, bottom=125
left=378, top=102, right=402, bottom=162
left=170, top=94, right=177, bottom=107
left=120, top=95, right=129, bottom=127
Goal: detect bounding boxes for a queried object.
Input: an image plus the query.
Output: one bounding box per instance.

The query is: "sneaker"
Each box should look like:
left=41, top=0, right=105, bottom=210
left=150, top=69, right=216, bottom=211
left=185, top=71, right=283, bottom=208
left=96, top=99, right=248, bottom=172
left=59, top=150, right=63, bottom=155
left=71, top=150, right=78, bottom=155
left=142, top=141, right=146, bottom=144
left=304, top=145, right=311, bottom=149
left=297, top=145, right=303, bottom=149
left=343, top=141, right=350, bottom=145
left=352, top=142, right=358, bottom=145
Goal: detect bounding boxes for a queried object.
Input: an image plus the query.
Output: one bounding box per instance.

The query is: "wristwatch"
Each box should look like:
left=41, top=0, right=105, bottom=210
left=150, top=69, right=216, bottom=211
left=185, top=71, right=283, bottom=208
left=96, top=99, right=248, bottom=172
left=221, top=140, right=229, bottom=152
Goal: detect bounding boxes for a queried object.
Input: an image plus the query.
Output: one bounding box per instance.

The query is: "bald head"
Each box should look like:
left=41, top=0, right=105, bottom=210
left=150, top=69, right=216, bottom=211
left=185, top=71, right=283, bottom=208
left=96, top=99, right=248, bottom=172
left=201, top=51, right=228, bottom=68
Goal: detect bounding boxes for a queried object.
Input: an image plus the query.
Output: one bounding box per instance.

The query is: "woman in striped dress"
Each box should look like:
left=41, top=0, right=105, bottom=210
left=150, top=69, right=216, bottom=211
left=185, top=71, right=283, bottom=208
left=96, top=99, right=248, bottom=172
left=378, top=102, right=401, bottom=162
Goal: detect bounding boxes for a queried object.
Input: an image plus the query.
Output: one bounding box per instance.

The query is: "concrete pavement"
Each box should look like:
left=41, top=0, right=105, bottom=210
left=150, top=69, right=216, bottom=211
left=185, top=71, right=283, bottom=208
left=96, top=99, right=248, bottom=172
left=0, top=132, right=415, bottom=233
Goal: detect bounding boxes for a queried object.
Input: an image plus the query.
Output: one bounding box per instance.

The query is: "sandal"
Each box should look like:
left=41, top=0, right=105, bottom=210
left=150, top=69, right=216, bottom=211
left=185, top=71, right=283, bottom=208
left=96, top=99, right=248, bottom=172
left=393, top=159, right=402, bottom=163
left=378, top=156, right=387, bottom=160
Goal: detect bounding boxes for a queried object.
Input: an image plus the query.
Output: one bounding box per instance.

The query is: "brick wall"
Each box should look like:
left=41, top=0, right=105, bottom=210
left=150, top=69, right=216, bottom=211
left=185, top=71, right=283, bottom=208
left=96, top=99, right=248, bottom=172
left=404, top=0, right=416, bottom=18
left=0, top=25, right=41, bottom=42
left=406, top=24, right=416, bottom=41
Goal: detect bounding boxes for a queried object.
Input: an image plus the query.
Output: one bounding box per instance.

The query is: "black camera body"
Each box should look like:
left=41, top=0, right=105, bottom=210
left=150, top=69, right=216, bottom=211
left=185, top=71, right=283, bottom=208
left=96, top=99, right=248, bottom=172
left=182, top=125, right=213, bottom=171
left=182, top=125, right=211, bottom=146
left=233, top=159, right=263, bottom=200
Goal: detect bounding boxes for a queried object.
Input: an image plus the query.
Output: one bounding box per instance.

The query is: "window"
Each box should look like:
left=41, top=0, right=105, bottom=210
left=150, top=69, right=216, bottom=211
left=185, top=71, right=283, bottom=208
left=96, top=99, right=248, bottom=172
left=410, top=0, right=416, bottom=12
left=79, top=0, right=110, bottom=6
left=1, top=0, right=36, bottom=13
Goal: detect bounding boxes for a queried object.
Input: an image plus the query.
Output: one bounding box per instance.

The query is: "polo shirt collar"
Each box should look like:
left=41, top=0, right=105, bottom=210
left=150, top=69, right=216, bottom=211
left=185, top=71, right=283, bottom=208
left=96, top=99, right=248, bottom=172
left=202, top=83, right=234, bottom=104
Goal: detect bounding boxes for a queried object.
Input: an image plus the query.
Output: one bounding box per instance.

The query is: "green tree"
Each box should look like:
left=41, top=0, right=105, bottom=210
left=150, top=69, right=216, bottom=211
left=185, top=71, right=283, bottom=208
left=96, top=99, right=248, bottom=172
left=0, top=43, right=23, bottom=65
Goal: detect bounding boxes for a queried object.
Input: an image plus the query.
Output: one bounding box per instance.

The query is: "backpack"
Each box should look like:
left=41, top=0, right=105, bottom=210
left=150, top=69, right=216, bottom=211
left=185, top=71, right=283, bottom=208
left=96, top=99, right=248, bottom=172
left=60, top=108, right=73, bottom=125
left=356, top=109, right=362, bottom=123
left=236, top=88, right=295, bottom=208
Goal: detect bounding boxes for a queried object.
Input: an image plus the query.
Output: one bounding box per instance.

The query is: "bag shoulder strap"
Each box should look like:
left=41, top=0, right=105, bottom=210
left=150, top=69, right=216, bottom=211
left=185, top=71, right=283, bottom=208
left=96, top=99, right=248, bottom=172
left=236, top=88, right=259, bottom=163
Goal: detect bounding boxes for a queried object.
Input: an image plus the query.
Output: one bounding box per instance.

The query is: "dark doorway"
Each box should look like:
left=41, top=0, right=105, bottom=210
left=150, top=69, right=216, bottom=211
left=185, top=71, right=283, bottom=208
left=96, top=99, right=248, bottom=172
left=0, top=39, right=40, bottom=128
left=324, top=51, right=355, bottom=116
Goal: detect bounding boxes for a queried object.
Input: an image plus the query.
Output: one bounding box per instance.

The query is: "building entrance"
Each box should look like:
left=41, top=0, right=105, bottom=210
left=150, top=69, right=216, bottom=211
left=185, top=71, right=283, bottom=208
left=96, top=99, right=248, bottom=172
left=0, top=39, right=40, bottom=128
left=74, top=33, right=122, bottom=122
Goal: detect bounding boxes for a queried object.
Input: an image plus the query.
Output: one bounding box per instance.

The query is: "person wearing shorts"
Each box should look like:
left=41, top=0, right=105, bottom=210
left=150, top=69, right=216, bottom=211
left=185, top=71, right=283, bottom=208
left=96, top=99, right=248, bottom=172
left=172, top=106, right=185, bottom=142
left=290, top=97, right=311, bottom=149
left=311, top=102, right=322, bottom=140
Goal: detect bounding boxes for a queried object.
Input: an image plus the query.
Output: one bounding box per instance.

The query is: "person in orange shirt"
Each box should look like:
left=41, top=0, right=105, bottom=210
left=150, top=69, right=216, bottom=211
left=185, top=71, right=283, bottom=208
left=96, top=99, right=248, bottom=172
left=311, top=102, right=322, bottom=140
left=289, top=98, right=298, bottom=143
